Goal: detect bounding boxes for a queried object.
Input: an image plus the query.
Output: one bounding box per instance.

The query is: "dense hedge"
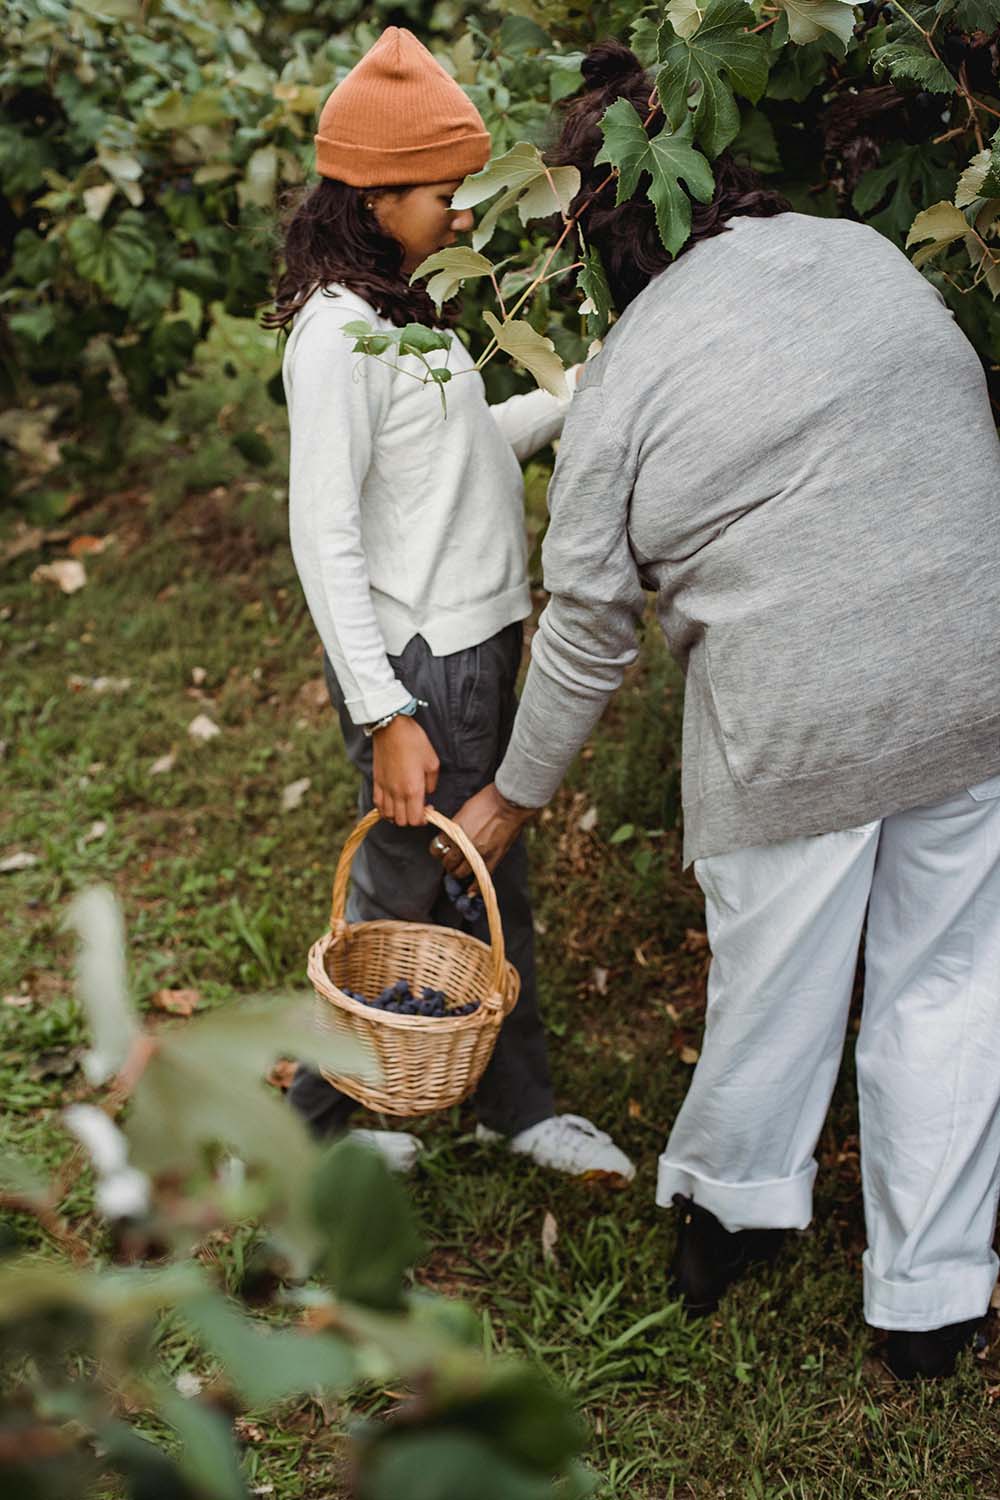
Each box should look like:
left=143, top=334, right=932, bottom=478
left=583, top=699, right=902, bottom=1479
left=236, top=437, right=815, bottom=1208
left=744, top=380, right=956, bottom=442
left=1, top=0, right=998, bottom=511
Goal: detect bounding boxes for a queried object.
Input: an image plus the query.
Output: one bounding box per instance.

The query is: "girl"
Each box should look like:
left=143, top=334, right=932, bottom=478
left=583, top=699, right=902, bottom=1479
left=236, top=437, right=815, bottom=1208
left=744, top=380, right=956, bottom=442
left=269, top=27, right=633, bottom=1183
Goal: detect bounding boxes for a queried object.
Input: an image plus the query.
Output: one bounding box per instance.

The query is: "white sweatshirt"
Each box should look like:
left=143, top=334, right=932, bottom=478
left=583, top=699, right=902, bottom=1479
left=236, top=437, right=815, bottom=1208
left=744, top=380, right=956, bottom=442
left=283, top=285, right=571, bottom=725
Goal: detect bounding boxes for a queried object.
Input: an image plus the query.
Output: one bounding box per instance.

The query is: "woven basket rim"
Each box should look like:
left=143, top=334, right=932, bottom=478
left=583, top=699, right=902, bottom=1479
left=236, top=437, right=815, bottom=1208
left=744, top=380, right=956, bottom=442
left=308, top=926, right=513, bottom=1032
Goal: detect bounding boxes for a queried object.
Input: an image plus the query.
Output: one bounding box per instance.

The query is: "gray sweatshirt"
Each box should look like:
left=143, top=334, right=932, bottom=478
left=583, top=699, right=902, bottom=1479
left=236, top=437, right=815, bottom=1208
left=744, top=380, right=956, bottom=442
left=494, top=212, right=1000, bottom=865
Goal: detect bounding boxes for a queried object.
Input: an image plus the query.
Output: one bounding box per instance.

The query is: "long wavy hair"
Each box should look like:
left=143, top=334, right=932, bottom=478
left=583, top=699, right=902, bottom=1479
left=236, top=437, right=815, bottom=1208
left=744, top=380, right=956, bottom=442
left=551, top=41, right=791, bottom=309
left=263, top=178, right=455, bottom=332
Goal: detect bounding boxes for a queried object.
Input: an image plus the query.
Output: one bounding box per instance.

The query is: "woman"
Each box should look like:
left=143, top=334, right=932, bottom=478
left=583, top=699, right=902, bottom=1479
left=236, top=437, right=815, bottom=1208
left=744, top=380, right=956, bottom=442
left=271, top=27, right=632, bottom=1183
left=443, top=42, right=1000, bottom=1377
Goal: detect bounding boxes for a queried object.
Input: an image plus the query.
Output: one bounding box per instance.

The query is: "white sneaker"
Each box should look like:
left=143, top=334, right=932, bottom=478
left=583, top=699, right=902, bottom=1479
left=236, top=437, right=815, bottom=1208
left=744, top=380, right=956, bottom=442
left=348, top=1128, right=423, bottom=1174
left=476, top=1114, right=635, bottom=1186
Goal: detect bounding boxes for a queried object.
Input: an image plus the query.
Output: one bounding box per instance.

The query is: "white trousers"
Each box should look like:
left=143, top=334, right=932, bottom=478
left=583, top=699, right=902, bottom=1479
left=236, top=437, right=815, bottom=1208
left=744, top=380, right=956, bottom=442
left=657, top=776, right=1000, bottom=1330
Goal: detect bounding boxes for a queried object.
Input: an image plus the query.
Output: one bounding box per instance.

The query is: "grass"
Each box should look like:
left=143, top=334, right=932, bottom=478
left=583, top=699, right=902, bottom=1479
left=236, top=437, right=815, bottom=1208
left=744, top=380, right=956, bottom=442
left=2, top=329, right=1000, bottom=1499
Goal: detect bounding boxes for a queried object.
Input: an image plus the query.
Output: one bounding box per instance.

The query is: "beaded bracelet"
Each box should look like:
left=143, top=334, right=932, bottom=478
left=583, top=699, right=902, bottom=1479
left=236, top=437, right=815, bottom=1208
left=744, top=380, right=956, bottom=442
left=362, top=697, right=428, bottom=738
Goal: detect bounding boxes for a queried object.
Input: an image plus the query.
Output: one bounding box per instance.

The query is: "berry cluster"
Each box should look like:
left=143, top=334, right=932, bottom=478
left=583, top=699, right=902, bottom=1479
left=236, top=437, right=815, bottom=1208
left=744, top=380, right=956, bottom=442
left=342, top=977, right=479, bottom=1018
left=444, top=873, right=484, bottom=925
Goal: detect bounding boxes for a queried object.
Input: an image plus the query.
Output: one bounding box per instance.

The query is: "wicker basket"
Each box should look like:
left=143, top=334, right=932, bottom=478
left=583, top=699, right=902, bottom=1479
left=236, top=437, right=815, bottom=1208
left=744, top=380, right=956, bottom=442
left=306, top=807, right=520, bottom=1115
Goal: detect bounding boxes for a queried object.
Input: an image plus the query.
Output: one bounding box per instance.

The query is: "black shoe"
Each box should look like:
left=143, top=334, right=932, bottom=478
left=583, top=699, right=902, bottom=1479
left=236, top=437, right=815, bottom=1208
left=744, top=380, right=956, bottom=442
left=668, top=1193, right=786, bottom=1316
left=884, top=1317, right=986, bottom=1380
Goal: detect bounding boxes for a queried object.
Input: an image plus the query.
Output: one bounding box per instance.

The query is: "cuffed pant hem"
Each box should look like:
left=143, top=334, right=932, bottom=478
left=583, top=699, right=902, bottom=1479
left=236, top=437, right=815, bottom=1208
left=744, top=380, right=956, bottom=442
left=862, top=1251, right=999, bottom=1330
left=656, top=1157, right=816, bottom=1232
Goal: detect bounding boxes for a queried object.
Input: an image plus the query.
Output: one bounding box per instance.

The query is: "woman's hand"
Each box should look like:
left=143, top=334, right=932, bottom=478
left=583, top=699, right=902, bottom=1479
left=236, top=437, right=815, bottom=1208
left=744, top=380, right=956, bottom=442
left=372, top=715, right=439, bottom=826
left=432, top=783, right=534, bottom=876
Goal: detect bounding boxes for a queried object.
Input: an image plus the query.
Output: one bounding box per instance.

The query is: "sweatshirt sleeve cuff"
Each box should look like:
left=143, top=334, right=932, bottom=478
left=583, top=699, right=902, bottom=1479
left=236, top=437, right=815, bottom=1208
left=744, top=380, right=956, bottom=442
left=495, top=747, right=562, bottom=809
left=343, top=679, right=413, bottom=727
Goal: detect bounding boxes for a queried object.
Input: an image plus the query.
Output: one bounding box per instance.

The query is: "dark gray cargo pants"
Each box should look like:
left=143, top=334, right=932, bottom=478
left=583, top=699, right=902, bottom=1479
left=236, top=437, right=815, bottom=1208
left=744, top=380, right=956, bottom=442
left=289, top=623, right=555, bottom=1137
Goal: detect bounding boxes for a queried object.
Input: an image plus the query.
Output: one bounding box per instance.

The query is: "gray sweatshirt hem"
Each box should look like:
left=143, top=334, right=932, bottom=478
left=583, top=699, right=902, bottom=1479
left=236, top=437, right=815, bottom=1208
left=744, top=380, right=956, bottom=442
left=683, top=712, right=1000, bottom=866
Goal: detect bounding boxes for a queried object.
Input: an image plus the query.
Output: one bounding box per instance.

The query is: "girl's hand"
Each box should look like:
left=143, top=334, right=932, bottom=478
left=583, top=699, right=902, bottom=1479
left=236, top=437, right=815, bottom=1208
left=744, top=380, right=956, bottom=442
left=432, top=783, right=533, bottom=875
left=372, top=716, right=440, bottom=826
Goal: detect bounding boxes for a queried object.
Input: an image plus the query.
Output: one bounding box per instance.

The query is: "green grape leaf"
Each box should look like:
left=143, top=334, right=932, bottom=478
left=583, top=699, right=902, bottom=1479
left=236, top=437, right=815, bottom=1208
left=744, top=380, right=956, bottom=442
left=576, top=246, right=613, bottom=337
left=483, top=311, right=569, bottom=397
left=310, top=1138, right=423, bottom=1311
left=906, top=200, right=968, bottom=265
left=979, top=128, right=1000, bottom=200
left=773, top=0, right=857, bottom=47
left=452, top=142, right=580, bottom=251
left=359, top=1431, right=553, bottom=1500
left=596, top=98, right=715, bottom=257
left=8, top=305, right=57, bottom=344
left=182, top=1292, right=357, bottom=1405
left=398, top=322, right=454, bottom=357
left=411, top=247, right=495, bottom=308
left=657, top=0, right=771, bottom=159
left=65, top=210, right=156, bottom=307
left=852, top=142, right=955, bottom=243
left=951, top=0, right=1000, bottom=25
left=153, top=1387, right=248, bottom=1500
left=955, top=148, right=991, bottom=207
left=341, top=320, right=453, bottom=359
left=765, top=36, right=830, bottom=100
left=667, top=0, right=707, bottom=39
left=731, top=106, right=782, bottom=173
left=871, top=43, right=958, bottom=94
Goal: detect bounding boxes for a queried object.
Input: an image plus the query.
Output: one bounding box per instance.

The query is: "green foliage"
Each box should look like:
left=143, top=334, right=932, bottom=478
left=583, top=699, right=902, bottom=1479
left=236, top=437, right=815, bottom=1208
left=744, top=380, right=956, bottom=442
left=451, top=140, right=581, bottom=251
left=596, top=100, right=715, bottom=255
left=656, top=0, right=770, bottom=158
left=4, top=0, right=1000, bottom=507
left=0, top=891, right=589, bottom=1499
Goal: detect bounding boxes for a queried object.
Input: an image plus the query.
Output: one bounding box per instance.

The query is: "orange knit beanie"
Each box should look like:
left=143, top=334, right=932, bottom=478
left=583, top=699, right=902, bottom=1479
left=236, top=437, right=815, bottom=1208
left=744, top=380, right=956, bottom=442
left=315, top=28, right=491, bottom=187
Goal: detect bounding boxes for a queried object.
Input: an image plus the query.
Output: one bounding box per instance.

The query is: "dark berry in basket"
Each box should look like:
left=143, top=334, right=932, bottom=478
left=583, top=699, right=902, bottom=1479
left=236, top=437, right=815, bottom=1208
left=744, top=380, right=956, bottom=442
left=343, top=978, right=479, bottom=1018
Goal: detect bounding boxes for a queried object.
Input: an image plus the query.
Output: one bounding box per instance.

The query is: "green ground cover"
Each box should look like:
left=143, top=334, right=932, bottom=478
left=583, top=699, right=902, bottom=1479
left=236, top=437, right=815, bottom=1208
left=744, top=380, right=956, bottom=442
left=2, top=325, right=999, bottom=1498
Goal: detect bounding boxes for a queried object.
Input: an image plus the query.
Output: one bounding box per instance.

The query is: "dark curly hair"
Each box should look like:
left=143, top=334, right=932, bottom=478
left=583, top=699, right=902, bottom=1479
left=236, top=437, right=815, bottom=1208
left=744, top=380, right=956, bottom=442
left=551, top=41, right=791, bottom=309
left=263, top=177, right=456, bottom=333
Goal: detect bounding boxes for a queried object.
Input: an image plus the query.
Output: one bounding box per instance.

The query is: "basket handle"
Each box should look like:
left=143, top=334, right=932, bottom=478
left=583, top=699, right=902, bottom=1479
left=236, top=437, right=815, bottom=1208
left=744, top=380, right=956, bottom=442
left=329, top=807, right=507, bottom=995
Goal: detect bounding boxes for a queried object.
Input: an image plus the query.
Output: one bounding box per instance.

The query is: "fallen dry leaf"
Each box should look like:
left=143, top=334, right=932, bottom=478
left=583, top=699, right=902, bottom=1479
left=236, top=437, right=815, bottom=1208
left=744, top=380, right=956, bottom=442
left=281, top=776, right=311, bottom=813
left=0, top=851, right=40, bottom=874
left=79, top=819, right=108, bottom=847
left=680, top=1045, right=700, bottom=1066
left=296, top=676, right=330, bottom=714
left=267, top=1059, right=297, bottom=1091
left=32, top=559, right=87, bottom=594
left=541, top=1210, right=558, bottom=1264
left=578, top=805, right=598, bottom=834
left=627, top=1097, right=643, bottom=1119
left=3, top=994, right=33, bottom=1008
left=591, top=966, right=609, bottom=996
left=67, top=675, right=131, bottom=695
left=68, top=534, right=108, bottom=558
left=2, top=524, right=45, bottom=564
left=634, top=946, right=648, bottom=967
left=152, top=988, right=202, bottom=1017
left=191, top=666, right=207, bottom=686
left=188, top=713, right=221, bottom=743
left=150, top=751, right=176, bottom=776
left=665, top=1002, right=681, bottom=1023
